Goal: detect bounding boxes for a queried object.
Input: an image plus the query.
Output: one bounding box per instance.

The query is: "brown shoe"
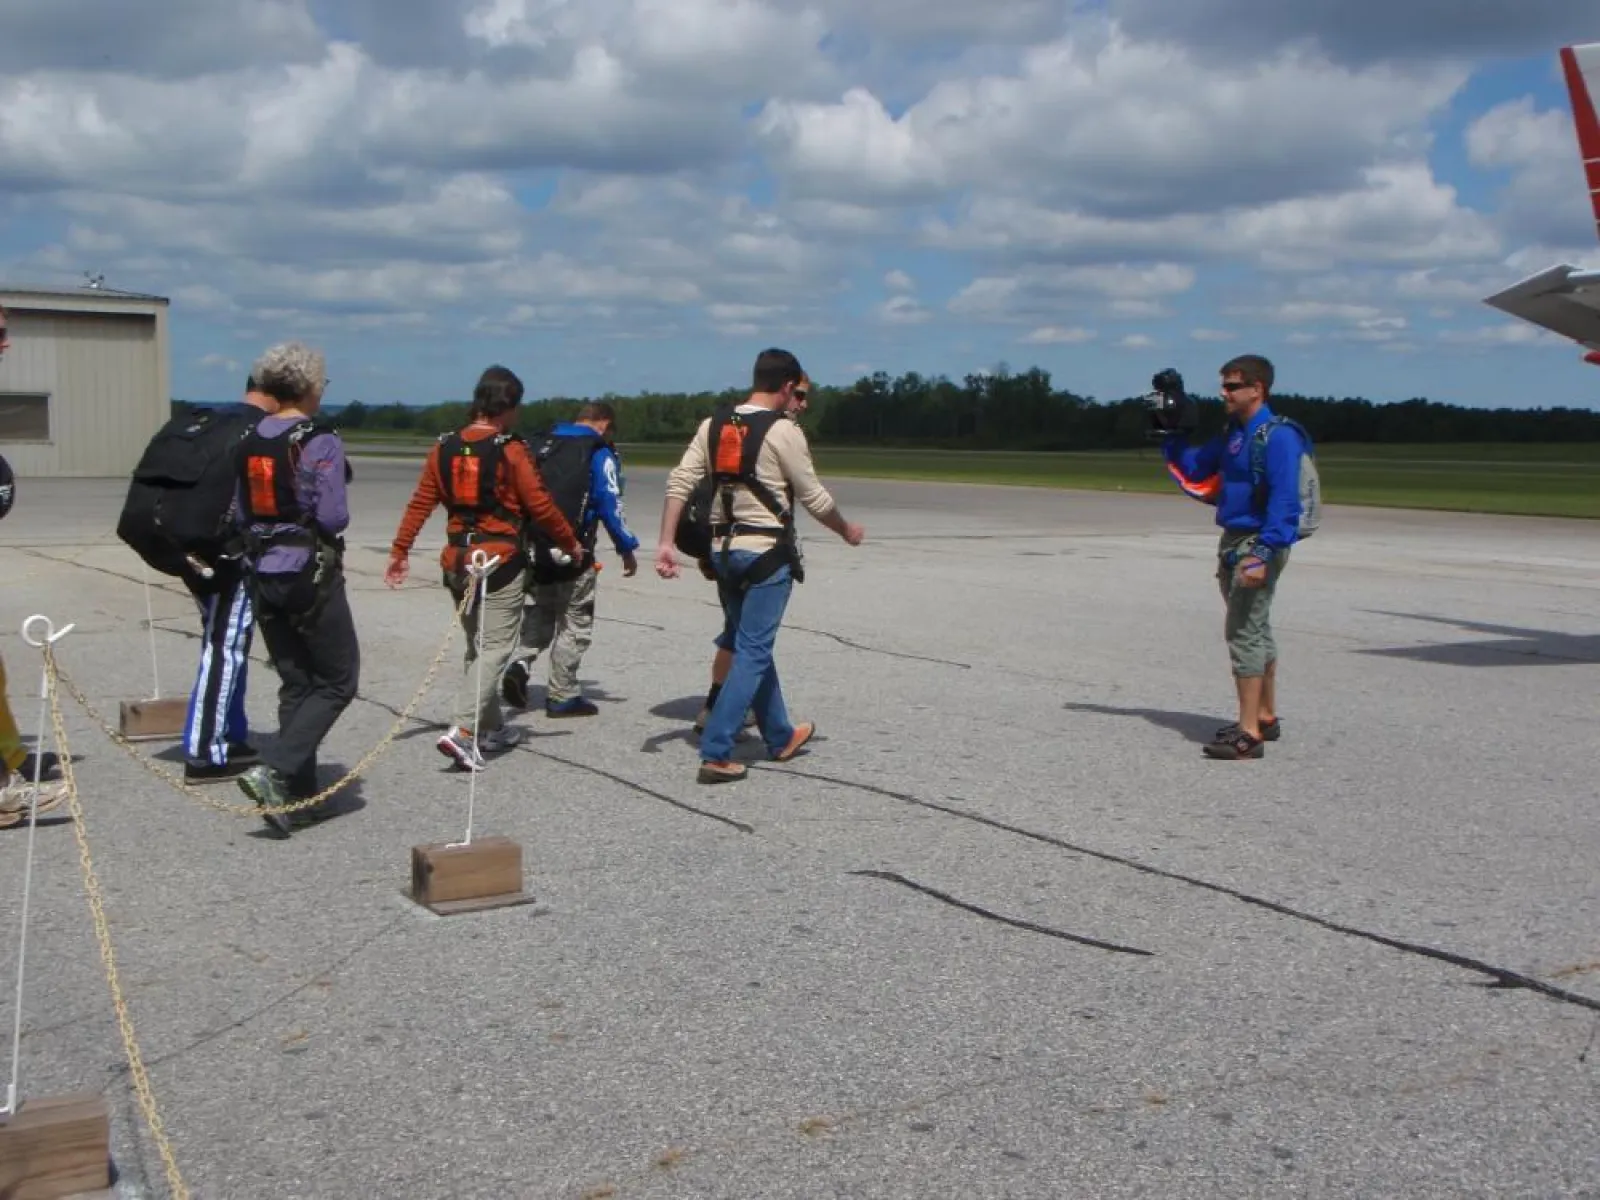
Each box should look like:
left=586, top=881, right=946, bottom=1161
left=772, top=721, right=815, bottom=763
left=697, top=760, right=748, bottom=784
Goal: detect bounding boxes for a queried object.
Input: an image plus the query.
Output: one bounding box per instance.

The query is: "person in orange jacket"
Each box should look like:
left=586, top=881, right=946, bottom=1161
left=385, top=365, right=583, bottom=771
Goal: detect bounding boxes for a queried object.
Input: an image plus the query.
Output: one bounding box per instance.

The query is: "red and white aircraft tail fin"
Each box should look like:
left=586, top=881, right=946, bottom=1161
left=1482, top=42, right=1600, bottom=364
left=1561, top=42, right=1600, bottom=244
left=1559, top=42, right=1600, bottom=242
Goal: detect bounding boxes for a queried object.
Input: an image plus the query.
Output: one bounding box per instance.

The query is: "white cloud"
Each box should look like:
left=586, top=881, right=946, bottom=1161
left=948, top=262, right=1196, bottom=325
left=1022, top=326, right=1097, bottom=344
left=0, top=0, right=324, bottom=77
left=1466, top=97, right=1594, bottom=248
left=884, top=269, right=915, bottom=292
left=1110, top=0, right=1598, bottom=66
left=1190, top=328, right=1235, bottom=342
left=1220, top=163, right=1500, bottom=268
left=759, top=23, right=1467, bottom=216
left=821, top=0, right=1064, bottom=44
left=1117, top=333, right=1155, bottom=349
left=878, top=294, right=931, bottom=324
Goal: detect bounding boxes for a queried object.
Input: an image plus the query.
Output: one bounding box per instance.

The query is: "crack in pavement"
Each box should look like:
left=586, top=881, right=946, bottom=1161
left=785, top=624, right=971, bottom=669
left=518, top=745, right=754, bottom=835
left=849, top=870, right=1152, bottom=956
left=776, top=766, right=1600, bottom=1015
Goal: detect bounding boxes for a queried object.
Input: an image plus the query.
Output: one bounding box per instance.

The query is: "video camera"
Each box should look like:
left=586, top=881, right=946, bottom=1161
left=1142, top=367, right=1197, bottom=440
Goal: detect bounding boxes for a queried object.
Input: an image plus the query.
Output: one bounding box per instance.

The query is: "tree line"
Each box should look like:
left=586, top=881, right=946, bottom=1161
left=178, top=363, right=1600, bottom=448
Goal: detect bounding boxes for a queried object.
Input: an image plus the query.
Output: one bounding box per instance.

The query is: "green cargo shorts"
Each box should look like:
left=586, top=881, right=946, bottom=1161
left=1216, top=531, right=1289, bottom=678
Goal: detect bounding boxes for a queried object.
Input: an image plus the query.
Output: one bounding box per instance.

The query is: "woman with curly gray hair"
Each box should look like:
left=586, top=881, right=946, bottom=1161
left=232, top=342, right=359, bottom=836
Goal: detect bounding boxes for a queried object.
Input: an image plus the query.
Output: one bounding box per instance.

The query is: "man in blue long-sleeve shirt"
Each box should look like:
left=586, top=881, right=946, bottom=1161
left=503, top=403, right=641, bottom=717
left=1163, top=354, right=1304, bottom=760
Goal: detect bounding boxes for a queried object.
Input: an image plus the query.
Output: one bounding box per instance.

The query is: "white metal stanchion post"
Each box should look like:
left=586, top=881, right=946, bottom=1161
left=142, top=564, right=160, bottom=702
left=0, top=615, right=116, bottom=1194
left=451, top=549, right=500, bottom=849
left=3, top=615, right=74, bottom=1120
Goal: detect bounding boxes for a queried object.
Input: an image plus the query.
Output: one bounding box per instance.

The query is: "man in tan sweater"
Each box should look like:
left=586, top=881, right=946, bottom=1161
left=656, top=348, right=864, bottom=783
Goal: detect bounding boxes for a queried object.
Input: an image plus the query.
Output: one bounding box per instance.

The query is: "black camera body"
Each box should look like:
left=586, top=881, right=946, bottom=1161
left=1142, top=368, right=1197, bottom=440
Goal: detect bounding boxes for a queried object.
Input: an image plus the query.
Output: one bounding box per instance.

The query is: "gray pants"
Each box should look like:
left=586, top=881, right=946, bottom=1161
left=1216, top=530, right=1290, bottom=678
left=508, top=569, right=597, bottom=704
left=447, top=567, right=527, bottom=734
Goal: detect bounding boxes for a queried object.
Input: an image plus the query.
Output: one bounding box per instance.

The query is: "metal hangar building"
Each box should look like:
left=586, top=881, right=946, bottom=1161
left=0, top=282, right=171, bottom=478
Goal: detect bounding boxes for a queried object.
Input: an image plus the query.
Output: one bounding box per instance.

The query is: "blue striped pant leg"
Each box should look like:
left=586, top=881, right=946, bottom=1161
left=184, top=572, right=254, bottom=767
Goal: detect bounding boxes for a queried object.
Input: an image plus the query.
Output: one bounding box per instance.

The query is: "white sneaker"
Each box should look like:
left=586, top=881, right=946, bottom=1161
left=0, top=775, right=69, bottom=828
left=435, top=727, right=485, bottom=773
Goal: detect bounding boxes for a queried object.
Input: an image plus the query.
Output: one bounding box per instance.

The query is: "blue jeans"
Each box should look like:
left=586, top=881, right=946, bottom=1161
left=700, top=549, right=795, bottom=762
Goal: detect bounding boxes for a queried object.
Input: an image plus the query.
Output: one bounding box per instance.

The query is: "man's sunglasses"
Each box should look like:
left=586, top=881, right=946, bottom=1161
left=1221, top=381, right=1253, bottom=392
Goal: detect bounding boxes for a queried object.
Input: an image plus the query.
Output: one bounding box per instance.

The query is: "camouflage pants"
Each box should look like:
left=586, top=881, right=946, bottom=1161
left=508, top=569, right=597, bottom=704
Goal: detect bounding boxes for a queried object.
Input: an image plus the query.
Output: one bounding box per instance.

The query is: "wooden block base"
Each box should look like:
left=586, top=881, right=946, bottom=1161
left=410, top=836, right=534, bottom=916
left=117, top=697, right=188, bottom=742
left=0, top=1092, right=111, bottom=1200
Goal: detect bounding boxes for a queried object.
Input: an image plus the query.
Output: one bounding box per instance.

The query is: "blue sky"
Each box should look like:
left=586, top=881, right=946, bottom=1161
left=2, top=0, right=1598, bottom=411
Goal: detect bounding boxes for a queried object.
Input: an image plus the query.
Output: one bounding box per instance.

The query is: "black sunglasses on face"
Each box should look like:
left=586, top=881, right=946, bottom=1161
left=1221, top=381, right=1252, bottom=392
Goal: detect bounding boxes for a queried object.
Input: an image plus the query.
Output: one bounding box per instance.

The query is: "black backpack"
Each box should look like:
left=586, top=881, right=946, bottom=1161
left=117, top=404, right=266, bottom=576
left=673, top=474, right=717, bottom=561
left=526, top=428, right=605, bottom=582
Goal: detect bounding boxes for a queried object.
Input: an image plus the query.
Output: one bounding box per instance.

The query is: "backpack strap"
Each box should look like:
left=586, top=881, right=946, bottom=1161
left=1248, top=416, right=1311, bottom=514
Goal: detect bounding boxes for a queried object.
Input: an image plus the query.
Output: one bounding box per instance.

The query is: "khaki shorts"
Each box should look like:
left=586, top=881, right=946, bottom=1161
left=1216, top=531, right=1289, bottom=677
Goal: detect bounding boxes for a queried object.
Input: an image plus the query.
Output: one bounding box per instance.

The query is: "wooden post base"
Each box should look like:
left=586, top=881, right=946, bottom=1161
left=410, top=835, right=537, bottom=916
left=117, top=697, right=188, bottom=742
left=0, top=1093, right=111, bottom=1199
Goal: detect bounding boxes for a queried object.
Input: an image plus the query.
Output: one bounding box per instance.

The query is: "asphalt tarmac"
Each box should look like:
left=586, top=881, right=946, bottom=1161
left=1, top=456, right=1597, bottom=1198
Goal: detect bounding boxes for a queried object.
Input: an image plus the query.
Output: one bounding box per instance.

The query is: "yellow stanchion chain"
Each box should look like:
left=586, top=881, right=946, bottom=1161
left=22, top=578, right=483, bottom=1197
left=42, top=644, right=190, bottom=1200
left=50, top=583, right=474, bottom=820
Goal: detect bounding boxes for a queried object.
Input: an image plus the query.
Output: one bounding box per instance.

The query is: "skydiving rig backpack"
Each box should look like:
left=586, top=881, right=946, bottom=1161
left=675, top=406, right=804, bottom=587
left=117, top=403, right=267, bottom=576
left=525, top=426, right=608, bottom=584
left=434, top=429, right=520, bottom=562
left=1167, top=415, right=1322, bottom=541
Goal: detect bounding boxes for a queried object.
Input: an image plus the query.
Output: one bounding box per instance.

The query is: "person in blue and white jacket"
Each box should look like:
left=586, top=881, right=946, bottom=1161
left=1162, top=354, right=1305, bottom=762
left=502, top=402, right=641, bottom=717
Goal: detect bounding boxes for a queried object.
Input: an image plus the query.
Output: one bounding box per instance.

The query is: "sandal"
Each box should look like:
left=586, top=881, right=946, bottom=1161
left=1215, top=717, right=1280, bottom=742
left=1203, top=729, right=1265, bottom=760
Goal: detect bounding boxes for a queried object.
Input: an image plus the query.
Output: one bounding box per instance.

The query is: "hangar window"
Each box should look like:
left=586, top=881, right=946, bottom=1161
left=0, top=393, right=50, bottom=442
